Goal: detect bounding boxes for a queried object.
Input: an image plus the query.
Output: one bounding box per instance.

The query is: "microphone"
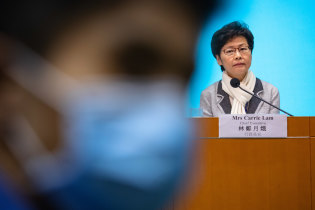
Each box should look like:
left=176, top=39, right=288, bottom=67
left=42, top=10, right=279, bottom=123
left=230, top=78, right=293, bottom=116
left=230, top=78, right=240, bottom=88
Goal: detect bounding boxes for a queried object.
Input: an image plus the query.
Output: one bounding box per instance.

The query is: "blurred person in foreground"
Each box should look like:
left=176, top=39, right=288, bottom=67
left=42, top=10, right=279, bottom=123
left=200, top=21, right=280, bottom=117
left=0, top=0, right=220, bottom=209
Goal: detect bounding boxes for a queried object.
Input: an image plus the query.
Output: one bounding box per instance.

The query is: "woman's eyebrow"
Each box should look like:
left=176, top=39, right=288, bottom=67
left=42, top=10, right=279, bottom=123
left=224, top=43, right=247, bottom=49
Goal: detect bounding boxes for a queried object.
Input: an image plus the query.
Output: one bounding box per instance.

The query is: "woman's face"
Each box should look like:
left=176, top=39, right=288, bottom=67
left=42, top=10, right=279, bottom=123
left=216, top=36, right=252, bottom=81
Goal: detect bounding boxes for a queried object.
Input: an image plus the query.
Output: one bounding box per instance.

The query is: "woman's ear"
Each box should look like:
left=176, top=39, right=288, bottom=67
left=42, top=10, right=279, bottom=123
left=216, top=55, right=222, bottom=66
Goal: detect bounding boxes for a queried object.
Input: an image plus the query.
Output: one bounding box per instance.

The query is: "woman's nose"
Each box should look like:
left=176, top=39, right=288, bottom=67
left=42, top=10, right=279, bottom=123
left=234, top=49, right=242, bottom=59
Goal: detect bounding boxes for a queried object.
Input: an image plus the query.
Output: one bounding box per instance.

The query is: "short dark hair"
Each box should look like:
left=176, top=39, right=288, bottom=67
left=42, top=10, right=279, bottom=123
left=211, top=21, right=254, bottom=70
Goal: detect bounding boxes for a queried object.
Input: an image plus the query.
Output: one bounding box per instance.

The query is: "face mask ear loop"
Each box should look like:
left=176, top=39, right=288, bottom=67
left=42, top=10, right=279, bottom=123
left=3, top=116, right=74, bottom=191
left=4, top=116, right=50, bottom=162
left=4, top=43, right=80, bottom=113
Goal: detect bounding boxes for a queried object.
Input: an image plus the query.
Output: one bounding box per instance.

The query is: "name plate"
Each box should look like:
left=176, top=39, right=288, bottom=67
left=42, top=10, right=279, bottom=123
left=219, top=114, right=287, bottom=138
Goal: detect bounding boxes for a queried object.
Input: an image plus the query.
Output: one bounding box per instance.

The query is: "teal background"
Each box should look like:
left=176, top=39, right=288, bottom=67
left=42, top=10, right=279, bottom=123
left=189, top=0, right=315, bottom=116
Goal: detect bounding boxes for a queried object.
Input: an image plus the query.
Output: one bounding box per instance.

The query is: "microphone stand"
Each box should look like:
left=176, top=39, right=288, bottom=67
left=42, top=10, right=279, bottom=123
left=238, top=86, right=294, bottom=116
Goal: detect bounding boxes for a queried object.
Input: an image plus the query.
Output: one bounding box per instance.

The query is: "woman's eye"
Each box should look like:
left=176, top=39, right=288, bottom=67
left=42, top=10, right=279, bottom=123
left=225, top=49, right=234, bottom=54
left=240, top=47, right=249, bottom=52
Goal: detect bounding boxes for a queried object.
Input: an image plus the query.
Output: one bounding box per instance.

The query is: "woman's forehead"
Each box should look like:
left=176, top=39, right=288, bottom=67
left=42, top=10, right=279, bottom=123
left=223, top=36, right=248, bottom=49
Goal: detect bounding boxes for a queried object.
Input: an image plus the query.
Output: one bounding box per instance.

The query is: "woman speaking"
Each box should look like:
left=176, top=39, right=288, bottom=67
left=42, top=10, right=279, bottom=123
left=200, top=21, right=280, bottom=117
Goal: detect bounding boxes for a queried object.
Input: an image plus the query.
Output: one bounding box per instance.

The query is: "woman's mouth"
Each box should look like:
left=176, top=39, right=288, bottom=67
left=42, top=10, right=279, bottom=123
left=233, top=63, right=245, bottom=67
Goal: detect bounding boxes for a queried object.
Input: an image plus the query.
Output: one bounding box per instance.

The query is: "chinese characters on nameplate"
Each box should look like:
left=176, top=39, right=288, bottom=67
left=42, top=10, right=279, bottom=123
left=219, top=114, right=287, bottom=138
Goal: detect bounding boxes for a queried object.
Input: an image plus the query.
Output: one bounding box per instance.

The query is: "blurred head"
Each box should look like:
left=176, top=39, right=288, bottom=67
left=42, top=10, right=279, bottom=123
left=0, top=0, right=219, bottom=147
left=211, top=21, right=254, bottom=80
left=0, top=0, right=220, bottom=209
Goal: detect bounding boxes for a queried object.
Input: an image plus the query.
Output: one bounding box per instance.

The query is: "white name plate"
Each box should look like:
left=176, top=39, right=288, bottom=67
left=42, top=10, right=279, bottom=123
left=219, top=114, right=287, bottom=138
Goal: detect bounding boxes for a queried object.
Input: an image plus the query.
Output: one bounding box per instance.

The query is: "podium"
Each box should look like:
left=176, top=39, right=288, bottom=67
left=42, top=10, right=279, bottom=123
left=171, top=117, right=315, bottom=210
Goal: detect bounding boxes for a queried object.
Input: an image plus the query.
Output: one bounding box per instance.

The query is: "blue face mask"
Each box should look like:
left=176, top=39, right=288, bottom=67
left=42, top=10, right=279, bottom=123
left=5, top=45, right=194, bottom=209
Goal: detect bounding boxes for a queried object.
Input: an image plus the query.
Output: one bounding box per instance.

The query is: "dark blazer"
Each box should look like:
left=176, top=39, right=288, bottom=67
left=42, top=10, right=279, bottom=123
left=200, top=78, right=280, bottom=117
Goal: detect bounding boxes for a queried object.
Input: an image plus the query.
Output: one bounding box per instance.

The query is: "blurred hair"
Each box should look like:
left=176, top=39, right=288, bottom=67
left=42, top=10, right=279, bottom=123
left=211, top=21, right=254, bottom=71
left=0, top=0, right=219, bottom=54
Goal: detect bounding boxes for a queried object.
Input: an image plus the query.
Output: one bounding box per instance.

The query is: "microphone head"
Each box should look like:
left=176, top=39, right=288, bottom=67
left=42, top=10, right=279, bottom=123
left=230, top=78, right=240, bottom=88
